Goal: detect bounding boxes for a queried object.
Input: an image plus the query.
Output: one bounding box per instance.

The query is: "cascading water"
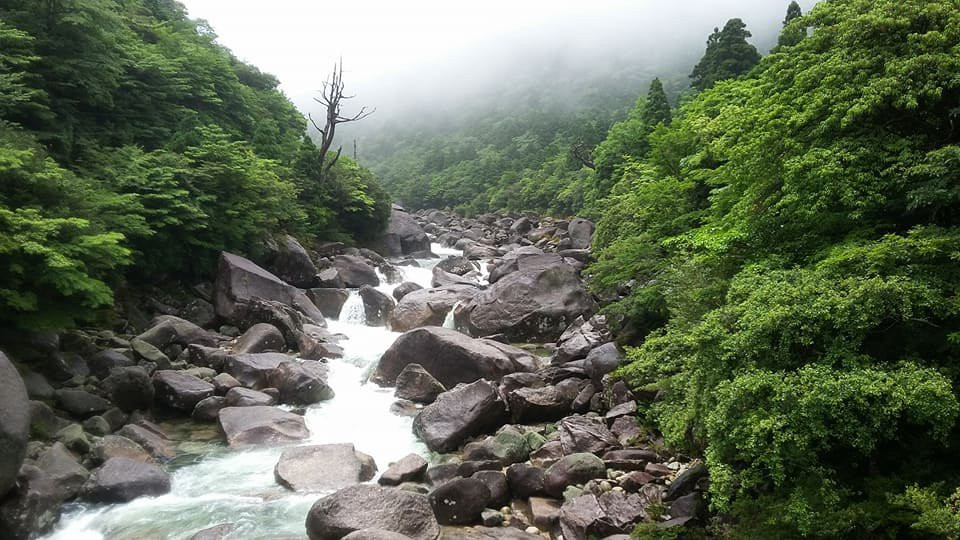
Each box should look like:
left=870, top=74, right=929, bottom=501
left=43, top=246, right=455, bottom=540
left=442, top=301, right=461, bottom=329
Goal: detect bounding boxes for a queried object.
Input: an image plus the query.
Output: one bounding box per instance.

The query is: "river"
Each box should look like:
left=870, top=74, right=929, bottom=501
left=45, top=244, right=463, bottom=540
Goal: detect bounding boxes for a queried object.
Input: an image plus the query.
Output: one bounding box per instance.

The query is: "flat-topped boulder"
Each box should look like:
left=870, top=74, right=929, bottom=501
left=388, top=285, right=478, bottom=332
left=373, top=327, right=536, bottom=388
left=152, top=370, right=215, bottom=412
left=332, top=255, right=380, bottom=288
left=81, top=457, right=171, bottom=503
left=412, top=379, right=508, bottom=453
left=218, top=406, right=309, bottom=447
left=455, top=254, right=597, bottom=342
left=275, top=444, right=376, bottom=492
left=213, top=251, right=324, bottom=325
left=306, top=484, right=440, bottom=540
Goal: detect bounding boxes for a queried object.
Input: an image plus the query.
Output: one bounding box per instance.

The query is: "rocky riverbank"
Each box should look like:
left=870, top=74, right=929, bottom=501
left=0, top=205, right=707, bottom=540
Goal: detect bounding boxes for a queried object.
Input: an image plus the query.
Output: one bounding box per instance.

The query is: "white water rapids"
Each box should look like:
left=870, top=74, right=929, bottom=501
left=45, top=244, right=465, bottom=540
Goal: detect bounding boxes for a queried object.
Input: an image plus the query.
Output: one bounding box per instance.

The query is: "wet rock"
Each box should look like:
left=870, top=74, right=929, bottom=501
left=558, top=415, right=620, bottom=455
left=462, top=426, right=534, bottom=465
left=374, top=327, right=536, bottom=388
left=275, top=443, right=377, bottom=492
left=505, top=378, right=582, bottom=423
left=429, top=477, right=491, bottom=525
left=392, top=282, right=423, bottom=302
left=431, top=267, right=479, bottom=288
left=0, top=465, right=62, bottom=540
left=218, top=406, right=309, bottom=447
left=213, top=251, right=325, bottom=325
left=456, top=255, right=597, bottom=342
left=103, top=366, right=155, bottom=412
left=333, top=255, right=381, bottom=288
left=305, top=484, right=440, bottom=540
left=529, top=496, right=562, bottom=530
left=55, top=388, right=112, bottom=418
left=412, top=379, right=509, bottom=453
left=379, top=207, right=432, bottom=257
left=529, top=440, right=564, bottom=468
left=91, top=435, right=155, bottom=465
left=233, top=323, right=285, bottom=354
left=307, top=288, right=351, bottom=318
left=487, top=246, right=544, bottom=284
left=388, top=286, right=478, bottom=332
left=190, top=523, right=236, bottom=540
left=379, top=453, right=429, bottom=486
left=471, top=470, right=509, bottom=508
left=436, top=256, right=474, bottom=276
left=0, top=353, right=30, bottom=497
left=456, top=460, right=501, bottom=477
left=213, top=373, right=241, bottom=395
left=267, top=359, right=335, bottom=405
left=87, top=349, right=135, bottom=380
left=360, top=285, right=396, bottom=326
left=224, top=387, right=274, bottom=407
left=543, top=453, right=606, bottom=497
left=152, top=370, right=215, bottom=412
left=82, top=415, right=111, bottom=436
left=29, top=401, right=69, bottom=440
left=567, top=218, right=595, bottom=250
left=231, top=298, right=316, bottom=348
left=426, top=464, right=459, bottom=487
left=81, top=457, right=171, bottom=502
left=584, top=343, right=624, bottom=387
left=395, top=364, right=446, bottom=404
left=506, top=463, right=545, bottom=498
left=343, top=530, right=414, bottom=540
left=20, top=369, right=54, bottom=401
left=222, top=352, right=289, bottom=388
left=264, top=234, right=318, bottom=288
left=37, top=442, right=88, bottom=500
left=192, top=396, right=228, bottom=422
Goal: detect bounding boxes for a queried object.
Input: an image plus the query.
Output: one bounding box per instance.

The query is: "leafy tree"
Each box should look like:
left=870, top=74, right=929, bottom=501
left=778, top=1, right=806, bottom=48
left=689, top=18, right=761, bottom=91
left=784, top=1, right=802, bottom=25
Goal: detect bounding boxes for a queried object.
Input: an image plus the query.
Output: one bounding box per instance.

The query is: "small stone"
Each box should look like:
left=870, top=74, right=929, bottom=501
left=525, top=526, right=540, bottom=535
left=481, top=509, right=503, bottom=527
left=600, top=481, right=612, bottom=492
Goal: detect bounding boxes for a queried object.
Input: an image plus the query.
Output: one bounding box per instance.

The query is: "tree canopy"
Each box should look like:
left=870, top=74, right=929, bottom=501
left=689, top=18, right=761, bottom=91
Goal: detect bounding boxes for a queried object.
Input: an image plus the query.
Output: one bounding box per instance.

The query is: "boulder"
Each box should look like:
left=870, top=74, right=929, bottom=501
left=36, top=442, right=89, bottom=500
left=665, top=463, right=708, bottom=502
left=117, top=423, right=175, bottom=461
left=265, top=234, right=318, bottom=288
left=505, top=378, right=582, bottom=423
left=428, top=478, right=491, bottom=526
left=559, top=491, right=646, bottom=539
left=103, top=366, right=155, bottom=412
left=308, top=288, right=351, bottom=318
left=233, top=323, right=285, bottom=354
left=152, top=370, right=216, bottom=412
left=218, top=406, right=309, bottom=447
left=543, top=453, right=606, bottom=497
left=529, top=496, right=562, bottom=530
left=394, top=364, right=446, bottom=404
left=222, top=352, right=289, bottom=389
left=213, top=251, right=325, bottom=324
left=506, top=463, right=545, bottom=497
left=374, top=327, right=536, bottom=388
left=81, top=457, right=171, bottom=502
left=487, top=246, right=544, bottom=284
left=267, top=359, right=335, bottom=404
left=470, top=470, right=509, bottom=508
left=431, top=267, right=480, bottom=288
left=0, top=465, right=62, bottom=540
left=224, top=387, right=274, bottom=407
left=567, top=218, right=595, bottom=250
left=275, top=443, right=376, bottom=492
left=456, top=255, right=597, bottom=342
left=392, top=282, right=423, bottom=302
left=29, top=401, right=69, bottom=441
left=435, top=256, right=474, bottom=276
left=136, top=315, right=217, bottom=349
left=0, top=352, right=30, bottom=497
left=192, top=396, right=228, bottom=422
left=191, top=524, right=237, bottom=540
left=87, top=349, right=135, bottom=380
left=462, top=426, right=535, bottom=465
left=360, top=285, right=396, bottom=326
left=305, top=484, right=440, bottom=540
left=412, top=380, right=509, bottom=453
left=378, top=453, right=429, bottom=486
left=380, top=208, right=431, bottom=257
left=584, top=342, right=624, bottom=386
left=558, top=415, right=620, bottom=455
left=91, top=435, right=155, bottom=465
left=553, top=315, right=610, bottom=365
left=343, top=531, right=414, bottom=540
left=388, top=286, right=478, bottom=332
left=333, top=255, right=381, bottom=288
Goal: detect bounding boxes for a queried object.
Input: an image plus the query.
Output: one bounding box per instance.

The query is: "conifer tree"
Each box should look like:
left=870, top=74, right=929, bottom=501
left=642, top=78, right=672, bottom=127
left=689, top=18, right=761, bottom=91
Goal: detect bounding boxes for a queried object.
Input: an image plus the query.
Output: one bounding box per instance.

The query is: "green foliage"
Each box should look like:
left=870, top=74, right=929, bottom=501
left=0, top=0, right=389, bottom=329
left=590, top=0, right=960, bottom=535
left=689, top=18, right=761, bottom=91
left=642, top=78, right=672, bottom=128
left=894, top=485, right=960, bottom=539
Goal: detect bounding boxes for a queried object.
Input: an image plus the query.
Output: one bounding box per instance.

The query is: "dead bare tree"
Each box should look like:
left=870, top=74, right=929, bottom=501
left=308, top=60, right=374, bottom=177
left=570, top=141, right=595, bottom=169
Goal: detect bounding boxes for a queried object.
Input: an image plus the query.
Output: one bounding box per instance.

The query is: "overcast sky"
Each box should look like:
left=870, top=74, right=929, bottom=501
left=178, top=0, right=818, bottom=115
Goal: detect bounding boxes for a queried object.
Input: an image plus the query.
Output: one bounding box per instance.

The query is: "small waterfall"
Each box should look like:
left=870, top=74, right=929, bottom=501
left=442, top=301, right=462, bottom=329
left=338, top=292, right=366, bottom=325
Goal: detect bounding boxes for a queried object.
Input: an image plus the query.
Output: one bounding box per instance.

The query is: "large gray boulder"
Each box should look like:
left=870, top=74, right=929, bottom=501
left=412, top=380, right=508, bottom=453
left=218, top=406, right=309, bottom=447
left=333, top=255, right=380, bottom=288
left=360, top=285, right=396, bottom=326
left=428, top=478, right=490, bottom=525
left=267, top=360, right=335, bottom=405
left=275, top=444, right=376, bottom=492
left=0, top=465, right=62, bottom=539
left=373, top=327, right=536, bottom=388
left=543, top=453, right=606, bottom=497
left=394, top=364, right=445, bottom=404
left=567, top=218, right=595, bottom=250
left=388, top=285, right=478, bottom=332
left=264, top=234, right=318, bottom=288
left=103, top=366, right=155, bottom=412
left=456, top=255, right=597, bottom=342
left=305, top=484, right=440, bottom=540
left=379, top=208, right=431, bottom=257
left=152, top=370, right=215, bottom=412
left=81, top=457, right=171, bottom=502
left=222, top=352, right=289, bottom=389
left=136, top=315, right=217, bottom=349
left=0, top=353, right=30, bottom=497
left=213, top=251, right=325, bottom=325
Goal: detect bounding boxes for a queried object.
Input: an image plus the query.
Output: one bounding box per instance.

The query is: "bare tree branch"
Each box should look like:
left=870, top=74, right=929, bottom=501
left=310, top=59, right=375, bottom=178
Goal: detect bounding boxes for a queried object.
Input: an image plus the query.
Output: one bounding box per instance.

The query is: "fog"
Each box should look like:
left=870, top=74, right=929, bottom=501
left=180, top=0, right=818, bottom=129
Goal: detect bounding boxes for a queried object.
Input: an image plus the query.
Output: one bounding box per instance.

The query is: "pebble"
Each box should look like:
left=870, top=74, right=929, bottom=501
left=600, top=481, right=612, bottom=492
left=525, top=526, right=540, bottom=535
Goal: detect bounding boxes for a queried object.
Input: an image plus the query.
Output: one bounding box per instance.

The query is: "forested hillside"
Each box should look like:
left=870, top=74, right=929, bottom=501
left=0, top=0, right=390, bottom=331
left=587, top=0, right=960, bottom=537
